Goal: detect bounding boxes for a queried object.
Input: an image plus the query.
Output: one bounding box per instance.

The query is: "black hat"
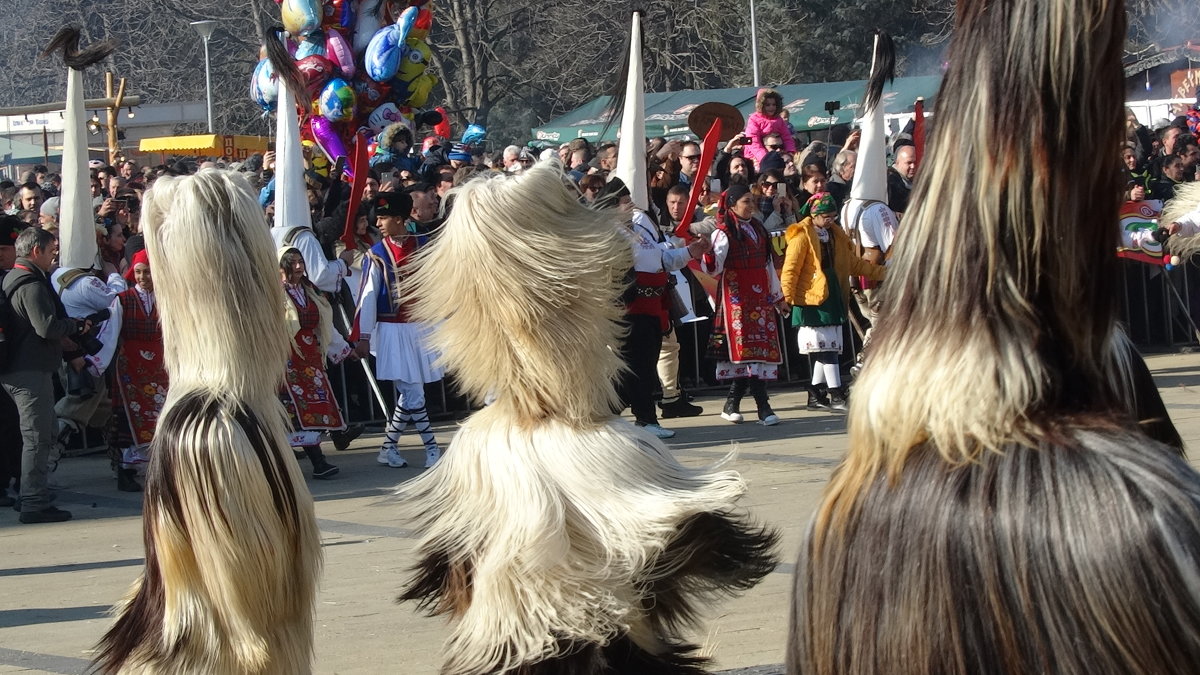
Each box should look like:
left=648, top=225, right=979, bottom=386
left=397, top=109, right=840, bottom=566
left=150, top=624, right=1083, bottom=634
left=371, top=191, right=413, bottom=219
left=759, top=151, right=786, bottom=173
left=0, top=214, right=27, bottom=247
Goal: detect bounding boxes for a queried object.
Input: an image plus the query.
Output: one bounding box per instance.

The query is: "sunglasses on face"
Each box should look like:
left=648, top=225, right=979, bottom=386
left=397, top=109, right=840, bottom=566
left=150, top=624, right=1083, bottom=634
left=682, top=155, right=701, bottom=160
left=765, top=145, right=782, bottom=150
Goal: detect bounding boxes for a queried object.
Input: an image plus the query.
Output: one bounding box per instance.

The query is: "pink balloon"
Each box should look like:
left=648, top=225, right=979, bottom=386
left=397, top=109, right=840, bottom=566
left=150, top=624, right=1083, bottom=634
left=326, top=29, right=356, bottom=79
left=310, top=116, right=353, bottom=178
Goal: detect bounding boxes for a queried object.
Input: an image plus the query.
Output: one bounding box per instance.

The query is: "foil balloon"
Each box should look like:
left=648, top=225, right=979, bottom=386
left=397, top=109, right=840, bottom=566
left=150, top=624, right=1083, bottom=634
left=395, top=38, right=433, bottom=106
left=352, top=75, right=392, bottom=114
left=364, top=25, right=404, bottom=82
left=321, top=0, right=354, bottom=31
left=250, top=58, right=278, bottom=112
left=394, top=5, right=419, bottom=43
left=310, top=115, right=350, bottom=166
left=354, top=0, right=384, bottom=54
left=295, top=31, right=328, bottom=60
left=401, top=73, right=436, bottom=108
left=433, top=107, right=452, bottom=139
left=367, top=102, right=406, bottom=134
left=409, top=8, right=434, bottom=42
left=325, top=29, right=356, bottom=79
left=462, top=123, right=487, bottom=146
left=296, top=54, right=337, bottom=96
left=281, top=0, right=322, bottom=36
left=319, top=77, right=357, bottom=122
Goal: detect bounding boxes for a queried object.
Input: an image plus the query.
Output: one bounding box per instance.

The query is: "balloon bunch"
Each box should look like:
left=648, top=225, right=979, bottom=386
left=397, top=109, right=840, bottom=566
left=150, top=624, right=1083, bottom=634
left=251, top=0, right=452, bottom=173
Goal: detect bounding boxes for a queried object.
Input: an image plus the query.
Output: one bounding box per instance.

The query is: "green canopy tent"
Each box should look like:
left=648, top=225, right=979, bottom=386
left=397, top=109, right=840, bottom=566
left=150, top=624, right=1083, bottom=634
left=1, top=135, right=62, bottom=168
left=530, top=76, right=941, bottom=143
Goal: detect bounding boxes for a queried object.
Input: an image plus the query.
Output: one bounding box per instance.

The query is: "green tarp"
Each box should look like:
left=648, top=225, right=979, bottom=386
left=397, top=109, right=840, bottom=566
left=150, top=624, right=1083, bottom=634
left=0, top=136, right=60, bottom=166
left=530, top=76, right=941, bottom=143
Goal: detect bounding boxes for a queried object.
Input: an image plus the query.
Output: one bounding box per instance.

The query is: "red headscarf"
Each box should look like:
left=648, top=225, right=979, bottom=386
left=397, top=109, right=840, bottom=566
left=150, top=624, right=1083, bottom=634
left=124, top=248, right=149, bottom=283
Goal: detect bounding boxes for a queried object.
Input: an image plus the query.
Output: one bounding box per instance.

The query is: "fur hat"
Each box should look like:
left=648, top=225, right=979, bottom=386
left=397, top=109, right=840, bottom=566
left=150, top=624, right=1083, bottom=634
left=371, top=191, right=412, bottom=219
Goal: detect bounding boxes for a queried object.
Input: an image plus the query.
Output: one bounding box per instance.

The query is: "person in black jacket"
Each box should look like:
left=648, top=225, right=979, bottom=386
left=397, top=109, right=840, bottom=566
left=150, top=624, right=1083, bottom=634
left=2, top=227, right=90, bottom=523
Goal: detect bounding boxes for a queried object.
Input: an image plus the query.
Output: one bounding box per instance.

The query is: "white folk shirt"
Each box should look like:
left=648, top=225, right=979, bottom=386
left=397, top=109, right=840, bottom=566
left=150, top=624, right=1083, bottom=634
left=626, top=210, right=691, bottom=273
left=271, top=226, right=348, bottom=294
left=51, top=269, right=124, bottom=376
left=842, top=200, right=898, bottom=256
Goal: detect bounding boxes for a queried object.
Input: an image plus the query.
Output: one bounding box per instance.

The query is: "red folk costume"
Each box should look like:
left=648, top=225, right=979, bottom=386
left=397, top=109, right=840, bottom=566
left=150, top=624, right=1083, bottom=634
left=703, top=210, right=785, bottom=380
left=282, top=280, right=350, bottom=444
left=113, top=285, right=167, bottom=455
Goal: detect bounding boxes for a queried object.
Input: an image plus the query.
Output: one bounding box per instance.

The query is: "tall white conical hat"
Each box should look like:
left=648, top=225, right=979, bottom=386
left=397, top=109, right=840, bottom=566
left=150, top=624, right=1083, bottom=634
left=612, top=12, right=648, bottom=212
left=42, top=27, right=115, bottom=270
left=273, top=72, right=311, bottom=230
left=849, top=31, right=893, bottom=206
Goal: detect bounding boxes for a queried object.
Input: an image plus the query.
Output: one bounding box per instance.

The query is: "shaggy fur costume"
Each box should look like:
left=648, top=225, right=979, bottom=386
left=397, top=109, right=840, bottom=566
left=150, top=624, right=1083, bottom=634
left=93, top=170, right=321, bottom=674
left=397, top=162, right=777, bottom=674
left=789, top=1, right=1200, bottom=674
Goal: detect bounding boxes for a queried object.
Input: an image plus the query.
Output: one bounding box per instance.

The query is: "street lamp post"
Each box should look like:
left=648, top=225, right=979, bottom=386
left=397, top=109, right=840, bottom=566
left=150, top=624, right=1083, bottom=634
left=190, top=20, right=218, bottom=133
left=749, top=0, right=760, bottom=87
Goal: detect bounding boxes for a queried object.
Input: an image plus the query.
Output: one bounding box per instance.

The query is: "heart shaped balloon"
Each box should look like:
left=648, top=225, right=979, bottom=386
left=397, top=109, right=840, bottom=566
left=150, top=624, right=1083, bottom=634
left=297, top=55, right=336, bottom=96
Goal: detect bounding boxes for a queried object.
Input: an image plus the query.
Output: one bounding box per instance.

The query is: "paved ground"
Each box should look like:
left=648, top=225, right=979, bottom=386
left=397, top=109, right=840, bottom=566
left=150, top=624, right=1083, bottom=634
left=1, top=352, right=1197, bottom=674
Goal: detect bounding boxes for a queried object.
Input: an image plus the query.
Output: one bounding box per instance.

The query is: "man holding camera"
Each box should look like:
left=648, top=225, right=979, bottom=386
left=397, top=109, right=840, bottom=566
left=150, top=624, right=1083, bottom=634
left=1, top=228, right=91, bottom=523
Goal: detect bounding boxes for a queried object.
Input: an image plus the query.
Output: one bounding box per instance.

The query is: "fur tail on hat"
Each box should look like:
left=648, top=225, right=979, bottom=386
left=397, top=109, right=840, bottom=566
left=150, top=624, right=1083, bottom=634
left=396, top=163, right=777, bottom=674
left=863, top=30, right=895, bottom=113
left=41, top=26, right=117, bottom=70
left=92, top=170, right=321, bottom=675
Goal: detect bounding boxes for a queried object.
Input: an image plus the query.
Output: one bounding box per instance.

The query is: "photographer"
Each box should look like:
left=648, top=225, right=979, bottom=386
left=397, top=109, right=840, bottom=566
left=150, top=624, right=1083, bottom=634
left=1, top=228, right=87, bottom=523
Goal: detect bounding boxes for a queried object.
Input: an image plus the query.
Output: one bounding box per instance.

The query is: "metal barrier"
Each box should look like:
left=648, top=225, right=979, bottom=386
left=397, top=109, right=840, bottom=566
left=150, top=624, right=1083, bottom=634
left=325, top=259, right=1200, bottom=425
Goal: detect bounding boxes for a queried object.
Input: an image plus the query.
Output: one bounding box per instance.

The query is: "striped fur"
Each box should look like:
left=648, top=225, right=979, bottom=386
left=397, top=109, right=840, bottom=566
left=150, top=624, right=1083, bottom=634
left=790, top=1, right=1200, bottom=673
left=93, top=170, right=321, bottom=674
left=396, top=163, right=777, bottom=673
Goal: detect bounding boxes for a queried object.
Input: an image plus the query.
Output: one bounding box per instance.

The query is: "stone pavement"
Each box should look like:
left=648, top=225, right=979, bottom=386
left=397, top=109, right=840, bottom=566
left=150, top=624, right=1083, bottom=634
left=0, top=352, right=1197, bottom=674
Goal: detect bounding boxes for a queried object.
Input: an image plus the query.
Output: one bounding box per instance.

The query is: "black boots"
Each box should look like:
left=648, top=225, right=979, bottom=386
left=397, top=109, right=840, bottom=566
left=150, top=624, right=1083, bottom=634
left=721, top=379, right=750, bottom=423
left=748, top=379, right=779, bottom=426
left=806, top=384, right=831, bottom=410
left=807, top=384, right=848, bottom=412
left=302, top=445, right=340, bottom=479
left=829, top=386, right=849, bottom=412
left=116, top=468, right=142, bottom=493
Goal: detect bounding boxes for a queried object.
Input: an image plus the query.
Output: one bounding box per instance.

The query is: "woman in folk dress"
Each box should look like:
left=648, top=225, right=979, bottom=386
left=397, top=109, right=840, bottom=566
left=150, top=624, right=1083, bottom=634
left=280, top=246, right=351, bottom=479
left=110, top=249, right=167, bottom=492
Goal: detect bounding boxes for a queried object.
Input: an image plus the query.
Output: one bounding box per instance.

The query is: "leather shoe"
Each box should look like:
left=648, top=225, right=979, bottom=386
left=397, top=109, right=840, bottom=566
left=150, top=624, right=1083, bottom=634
left=659, top=397, right=703, bottom=419
left=19, top=506, right=73, bottom=524
left=330, top=424, right=365, bottom=452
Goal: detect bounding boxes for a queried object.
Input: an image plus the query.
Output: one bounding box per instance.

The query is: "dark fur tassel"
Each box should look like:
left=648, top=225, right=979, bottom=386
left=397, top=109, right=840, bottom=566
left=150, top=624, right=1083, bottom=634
left=598, top=10, right=643, bottom=141
left=399, top=512, right=778, bottom=675
left=863, top=30, right=896, bottom=113
left=41, top=26, right=117, bottom=70
left=643, top=512, right=780, bottom=635
left=262, top=26, right=308, bottom=103
left=510, top=635, right=709, bottom=675
left=92, top=393, right=303, bottom=674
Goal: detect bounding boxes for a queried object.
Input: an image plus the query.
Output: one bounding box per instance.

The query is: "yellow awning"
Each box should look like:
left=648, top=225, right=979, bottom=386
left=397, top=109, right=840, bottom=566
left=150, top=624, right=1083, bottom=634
left=138, top=134, right=269, bottom=158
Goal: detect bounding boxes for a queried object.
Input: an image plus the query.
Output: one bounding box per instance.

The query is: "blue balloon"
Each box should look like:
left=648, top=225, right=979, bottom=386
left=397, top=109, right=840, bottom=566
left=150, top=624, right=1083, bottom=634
left=364, top=25, right=404, bottom=83
left=318, top=78, right=357, bottom=122
left=461, top=124, right=487, bottom=146
left=295, top=32, right=328, bottom=60
left=250, top=58, right=277, bottom=112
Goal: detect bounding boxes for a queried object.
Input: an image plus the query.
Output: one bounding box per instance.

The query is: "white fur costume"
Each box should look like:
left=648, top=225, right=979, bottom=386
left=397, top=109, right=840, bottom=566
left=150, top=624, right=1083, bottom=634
left=94, top=170, right=321, bottom=674
left=397, top=163, right=777, bottom=674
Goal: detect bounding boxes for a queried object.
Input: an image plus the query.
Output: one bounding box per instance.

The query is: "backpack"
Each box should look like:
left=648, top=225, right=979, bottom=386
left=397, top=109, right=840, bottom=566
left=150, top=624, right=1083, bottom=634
left=0, top=269, right=43, bottom=372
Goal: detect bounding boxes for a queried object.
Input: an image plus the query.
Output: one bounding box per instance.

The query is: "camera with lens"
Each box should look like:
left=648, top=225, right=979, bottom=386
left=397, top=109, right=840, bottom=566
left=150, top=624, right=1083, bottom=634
left=75, top=308, right=110, bottom=356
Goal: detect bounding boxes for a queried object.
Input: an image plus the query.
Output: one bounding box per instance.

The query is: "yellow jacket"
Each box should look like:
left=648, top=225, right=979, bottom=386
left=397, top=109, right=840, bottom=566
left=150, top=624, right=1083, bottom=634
left=780, top=218, right=885, bottom=308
